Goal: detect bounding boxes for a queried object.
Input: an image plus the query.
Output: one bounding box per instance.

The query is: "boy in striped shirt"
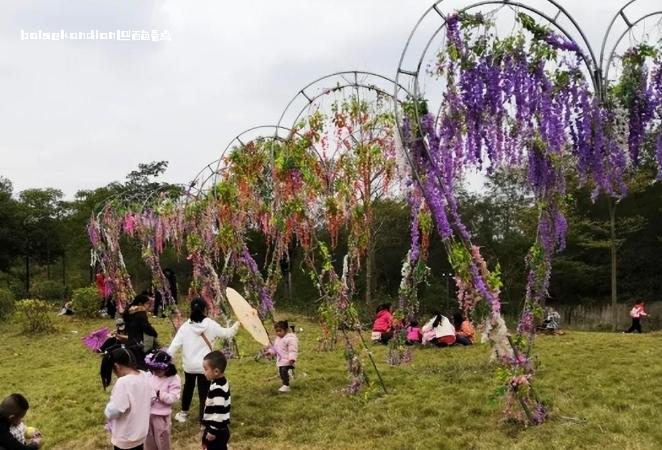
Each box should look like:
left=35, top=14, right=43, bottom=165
left=201, top=351, right=231, bottom=450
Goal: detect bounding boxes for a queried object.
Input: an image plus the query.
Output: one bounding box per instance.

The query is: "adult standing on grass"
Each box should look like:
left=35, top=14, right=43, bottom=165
left=116, top=293, right=159, bottom=368
left=168, top=298, right=240, bottom=424
left=625, top=300, right=648, bottom=333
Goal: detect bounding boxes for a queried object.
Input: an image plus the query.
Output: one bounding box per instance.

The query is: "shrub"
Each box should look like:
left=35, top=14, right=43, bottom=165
left=71, top=286, right=101, bottom=318
left=15, top=299, right=55, bottom=333
left=32, top=280, right=66, bottom=301
left=0, top=288, right=15, bottom=321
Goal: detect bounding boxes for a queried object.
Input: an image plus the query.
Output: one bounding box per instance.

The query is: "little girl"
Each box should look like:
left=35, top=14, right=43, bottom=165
left=268, top=320, right=299, bottom=393
left=102, top=346, right=154, bottom=450
left=405, top=320, right=422, bottom=345
left=144, top=350, right=181, bottom=450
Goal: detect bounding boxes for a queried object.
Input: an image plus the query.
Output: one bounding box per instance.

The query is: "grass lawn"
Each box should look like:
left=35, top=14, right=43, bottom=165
left=1, top=312, right=661, bottom=450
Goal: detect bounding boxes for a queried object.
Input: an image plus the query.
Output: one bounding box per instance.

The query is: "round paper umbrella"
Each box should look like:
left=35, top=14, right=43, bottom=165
left=225, top=287, right=270, bottom=346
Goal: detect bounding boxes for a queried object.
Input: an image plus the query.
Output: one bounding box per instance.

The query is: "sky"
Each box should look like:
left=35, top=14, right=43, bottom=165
left=0, top=0, right=644, bottom=198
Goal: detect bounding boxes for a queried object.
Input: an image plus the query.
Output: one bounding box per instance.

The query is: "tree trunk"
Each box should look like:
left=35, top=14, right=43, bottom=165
left=25, top=255, right=30, bottom=297
left=62, top=252, right=66, bottom=290
left=608, top=198, right=618, bottom=331
left=365, top=233, right=373, bottom=306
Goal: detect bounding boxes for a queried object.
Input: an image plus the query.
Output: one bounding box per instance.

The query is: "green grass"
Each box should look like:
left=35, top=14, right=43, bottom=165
left=1, top=313, right=662, bottom=449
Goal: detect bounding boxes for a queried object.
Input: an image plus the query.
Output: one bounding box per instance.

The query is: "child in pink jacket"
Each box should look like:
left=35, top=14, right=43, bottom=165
left=144, top=350, right=181, bottom=450
left=268, top=320, right=299, bottom=393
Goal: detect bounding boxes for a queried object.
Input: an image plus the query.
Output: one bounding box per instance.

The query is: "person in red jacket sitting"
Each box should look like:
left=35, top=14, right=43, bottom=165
left=371, top=303, right=394, bottom=344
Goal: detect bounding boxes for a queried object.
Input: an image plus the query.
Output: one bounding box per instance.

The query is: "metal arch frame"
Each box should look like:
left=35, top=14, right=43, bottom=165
left=600, top=1, right=662, bottom=91
left=394, top=0, right=662, bottom=191
left=184, top=125, right=294, bottom=202
left=276, top=70, right=414, bottom=132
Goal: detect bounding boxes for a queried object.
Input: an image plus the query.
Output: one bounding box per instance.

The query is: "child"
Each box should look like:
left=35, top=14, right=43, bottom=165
left=201, top=351, right=231, bottom=450
left=144, top=350, right=181, bottom=450
left=267, top=320, right=299, bottom=393
left=452, top=312, right=475, bottom=345
left=0, top=393, right=41, bottom=450
left=626, top=300, right=648, bottom=333
left=405, top=320, right=422, bottom=345
left=421, top=312, right=456, bottom=347
left=371, top=303, right=394, bottom=344
left=102, top=346, right=154, bottom=450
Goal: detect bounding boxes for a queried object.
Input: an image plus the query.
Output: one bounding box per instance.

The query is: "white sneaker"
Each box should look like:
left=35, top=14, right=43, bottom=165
left=174, top=411, right=189, bottom=423
left=278, top=385, right=290, bottom=393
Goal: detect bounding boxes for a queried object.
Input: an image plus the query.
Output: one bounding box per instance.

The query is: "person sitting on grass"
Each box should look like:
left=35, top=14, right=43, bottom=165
left=371, top=303, right=394, bottom=344
left=265, top=320, right=299, bottom=393
left=0, top=393, right=41, bottom=450
left=421, top=312, right=456, bottom=347
left=452, top=311, right=475, bottom=345
left=405, top=319, right=422, bottom=345
left=201, top=351, right=232, bottom=450
left=543, top=307, right=564, bottom=335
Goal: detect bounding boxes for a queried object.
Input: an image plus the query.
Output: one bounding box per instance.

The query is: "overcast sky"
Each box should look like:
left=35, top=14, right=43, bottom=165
left=0, top=0, right=643, bottom=198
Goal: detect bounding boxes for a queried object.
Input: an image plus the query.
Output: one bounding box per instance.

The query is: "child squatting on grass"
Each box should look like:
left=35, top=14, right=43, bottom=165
left=144, top=350, right=181, bottom=450
left=266, top=320, right=299, bottom=393
left=201, top=351, right=232, bottom=450
left=101, top=346, right=154, bottom=450
left=0, top=393, right=42, bottom=450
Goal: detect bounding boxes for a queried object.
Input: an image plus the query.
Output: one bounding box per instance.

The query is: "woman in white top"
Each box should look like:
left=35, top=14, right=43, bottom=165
left=168, top=297, right=239, bottom=423
left=421, top=312, right=456, bottom=347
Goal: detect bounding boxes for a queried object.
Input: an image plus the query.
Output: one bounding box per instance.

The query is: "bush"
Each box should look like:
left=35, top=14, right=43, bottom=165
left=32, top=280, right=66, bottom=301
left=0, top=288, right=15, bottom=321
left=71, top=286, right=101, bottom=318
left=15, top=299, right=55, bottom=333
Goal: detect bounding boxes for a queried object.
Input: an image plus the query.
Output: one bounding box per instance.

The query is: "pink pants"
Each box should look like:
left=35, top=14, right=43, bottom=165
left=145, top=414, right=171, bottom=450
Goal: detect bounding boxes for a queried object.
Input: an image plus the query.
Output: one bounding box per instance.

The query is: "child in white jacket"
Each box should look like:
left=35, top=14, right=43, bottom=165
left=168, top=298, right=240, bottom=423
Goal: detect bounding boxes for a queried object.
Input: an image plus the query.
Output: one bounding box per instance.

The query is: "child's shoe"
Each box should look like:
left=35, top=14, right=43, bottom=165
left=174, top=411, right=189, bottom=423
left=278, top=385, right=291, bottom=393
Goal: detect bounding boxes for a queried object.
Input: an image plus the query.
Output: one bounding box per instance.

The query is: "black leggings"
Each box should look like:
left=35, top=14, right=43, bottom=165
left=114, top=445, right=143, bottom=450
left=182, top=372, right=211, bottom=421
left=203, top=428, right=230, bottom=450
left=626, top=318, right=642, bottom=333
left=278, top=365, right=295, bottom=386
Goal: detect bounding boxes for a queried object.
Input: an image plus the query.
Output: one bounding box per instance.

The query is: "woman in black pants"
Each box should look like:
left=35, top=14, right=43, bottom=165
left=168, top=298, right=239, bottom=423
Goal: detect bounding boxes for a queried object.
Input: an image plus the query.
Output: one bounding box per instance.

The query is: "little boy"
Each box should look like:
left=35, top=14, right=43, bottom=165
left=0, top=393, right=41, bottom=450
left=201, top=351, right=231, bottom=450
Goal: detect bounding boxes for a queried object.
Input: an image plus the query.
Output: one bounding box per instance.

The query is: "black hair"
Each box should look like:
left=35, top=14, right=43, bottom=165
left=409, top=320, right=419, bottom=327
left=0, top=393, right=29, bottom=420
left=274, top=320, right=289, bottom=332
left=146, top=349, right=177, bottom=377
left=100, top=346, right=138, bottom=389
left=376, top=303, right=391, bottom=314
left=203, top=350, right=227, bottom=373
left=123, top=293, right=152, bottom=321
left=190, top=297, right=208, bottom=323
left=432, top=312, right=443, bottom=328
left=452, top=311, right=465, bottom=329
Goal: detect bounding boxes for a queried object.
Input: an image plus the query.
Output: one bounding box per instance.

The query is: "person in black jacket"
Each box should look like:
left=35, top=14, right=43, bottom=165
left=115, top=293, right=158, bottom=369
left=0, top=394, right=40, bottom=450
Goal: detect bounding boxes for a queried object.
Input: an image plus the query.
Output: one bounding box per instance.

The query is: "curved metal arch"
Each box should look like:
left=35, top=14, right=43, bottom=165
left=600, top=3, right=662, bottom=88
left=396, top=0, right=598, bottom=84
left=184, top=125, right=294, bottom=203
left=277, top=70, right=413, bottom=132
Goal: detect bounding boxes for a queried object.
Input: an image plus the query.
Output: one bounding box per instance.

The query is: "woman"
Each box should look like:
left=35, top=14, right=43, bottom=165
left=168, top=297, right=239, bottom=423
left=421, top=312, right=456, bottom=347
left=371, top=303, right=394, bottom=344
left=116, top=293, right=158, bottom=368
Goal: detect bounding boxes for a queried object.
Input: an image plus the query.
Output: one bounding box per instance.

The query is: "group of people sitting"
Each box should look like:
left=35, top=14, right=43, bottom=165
left=371, top=303, right=475, bottom=347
